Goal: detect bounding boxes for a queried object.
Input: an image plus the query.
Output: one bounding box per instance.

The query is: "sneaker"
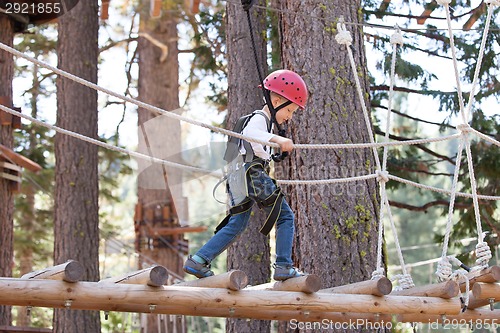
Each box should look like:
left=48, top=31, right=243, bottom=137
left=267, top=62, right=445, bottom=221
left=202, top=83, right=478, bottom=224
left=273, top=263, right=306, bottom=281
left=183, top=255, right=215, bottom=278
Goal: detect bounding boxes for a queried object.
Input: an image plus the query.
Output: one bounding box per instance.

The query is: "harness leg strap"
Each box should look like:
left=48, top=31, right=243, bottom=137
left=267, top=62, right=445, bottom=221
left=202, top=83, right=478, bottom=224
left=214, top=199, right=254, bottom=234
left=259, top=189, right=284, bottom=236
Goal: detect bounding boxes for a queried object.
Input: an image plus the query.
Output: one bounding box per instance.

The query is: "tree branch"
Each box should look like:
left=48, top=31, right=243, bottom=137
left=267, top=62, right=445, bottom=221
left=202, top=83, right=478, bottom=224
left=373, top=103, right=455, bottom=130
left=375, top=129, right=456, bottom=165
left=389, top=199, right=470, bottom=212
left=371, top=85, right=458, bottom=96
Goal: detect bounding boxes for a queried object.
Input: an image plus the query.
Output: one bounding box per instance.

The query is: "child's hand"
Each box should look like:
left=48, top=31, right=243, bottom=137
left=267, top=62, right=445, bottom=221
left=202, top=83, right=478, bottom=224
left=271, top=136, right=294, bottom=152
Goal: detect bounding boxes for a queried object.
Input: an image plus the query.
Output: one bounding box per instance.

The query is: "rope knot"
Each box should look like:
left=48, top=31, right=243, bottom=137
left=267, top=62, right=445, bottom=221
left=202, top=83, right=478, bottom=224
left=485, top=0, right=500, bottom=6
left=435, top=257, right=453, bottom=282
left=391, top=273, right=415, bottom=291
left=371, top=268, right=385, bottom=280
left=335, top=21, right=352, bottom=46
left=475, top=242, right=492, bottom=267
left=390, top=31, right=404, bottom=46
left=376, top=170, right=389, bottom=183
left=436, top=0, right=452, bottom=5
left=456, top=123, right=472, bottom=134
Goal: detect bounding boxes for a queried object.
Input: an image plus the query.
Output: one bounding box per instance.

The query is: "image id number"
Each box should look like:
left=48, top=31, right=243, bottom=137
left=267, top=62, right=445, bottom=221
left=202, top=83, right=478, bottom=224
left=4, top=2, right=61, bottom=15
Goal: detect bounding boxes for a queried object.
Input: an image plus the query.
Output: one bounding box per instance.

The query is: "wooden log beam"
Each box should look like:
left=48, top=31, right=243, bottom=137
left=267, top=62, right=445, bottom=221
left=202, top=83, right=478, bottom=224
left=472, top=282, right=500, bottom=300
left=319, top=277, right=392, bottom=296
left=466, top=291, right=496, bottom=310
left=391, top=280, right=459, bottom=299
left=245, top=275, right=322, bottom=294
left=21, top=260, right=83, bottom=283
left=175, top=270, right=248, bottom=291
left=0, top=278, right=461, bottom=316
left=99, top=265, right=168, bottom=287
left=397, top=308, right=500, bottom=322
left=461, top=266, right=500, bottom=292
left=10, top=299, right=498, bottom=324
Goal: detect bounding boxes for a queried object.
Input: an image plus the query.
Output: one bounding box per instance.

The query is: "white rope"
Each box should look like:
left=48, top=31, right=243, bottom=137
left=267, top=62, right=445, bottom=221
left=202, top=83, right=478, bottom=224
left=0, top=103, right=221, bottom=177
left=391, top=273, right=415, bottom=291
left=453, top=269, right=470, bottom=309
left=433, top=1, right=496, bottom=278
left=464, top=135, right=485, bottom=242
left=464, top=3, right=496, bottom=121
left=3, top=100, right=487, bottom=189
left=0, top=41, right=463, bottom=153
left=374, top=28, right=402, bottom=280
left=335, top=20, right=353, bottom=46
left=0, top=41, right=282, bottom=150
left=435, top=255, right=470, bottom=309
left=439, top=1, right=467, bottom=124
left=471, top=128, right=500, bottom=149
left=294, top=134, right=460, bottom=149
left=336, top=19, right=382, bottom=172
left=382, top=27, right=401, bottom=172
left=436, top=257, right=453, bottom=282
left=437, top=134, right=465, bottom=276
left=485, top=0, right=500, bottom=7
left=387, top=174, right=500, bottom=201
left=337, top=20, right=414, bottom=287
left=475, top=239, right=492, bottom=268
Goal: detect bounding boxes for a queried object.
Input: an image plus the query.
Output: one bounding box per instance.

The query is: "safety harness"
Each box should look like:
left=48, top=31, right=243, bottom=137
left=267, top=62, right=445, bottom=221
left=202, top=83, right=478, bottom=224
left=213, top=0, right=290, bottom=236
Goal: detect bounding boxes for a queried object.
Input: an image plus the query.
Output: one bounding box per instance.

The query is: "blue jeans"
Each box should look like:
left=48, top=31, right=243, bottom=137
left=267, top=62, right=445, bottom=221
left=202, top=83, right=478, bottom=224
left=196, top=163, right=295, bottom=266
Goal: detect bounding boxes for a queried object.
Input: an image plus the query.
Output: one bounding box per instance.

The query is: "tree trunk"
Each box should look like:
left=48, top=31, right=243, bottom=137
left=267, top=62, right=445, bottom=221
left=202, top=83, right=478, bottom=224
left=137, top=4, right=184, bottom=332
left=278, top=0, right=380, bottom=332
left=54, top=1, right=100, bottom=332
left=225, top=2, right=271, bottom=332
left=0, top=13, right=14, bottom=327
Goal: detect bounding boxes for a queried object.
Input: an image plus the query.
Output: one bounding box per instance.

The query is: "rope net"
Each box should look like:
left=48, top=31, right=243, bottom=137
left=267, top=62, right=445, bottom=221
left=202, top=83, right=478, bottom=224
left=0, top=1, right=498, bottom=295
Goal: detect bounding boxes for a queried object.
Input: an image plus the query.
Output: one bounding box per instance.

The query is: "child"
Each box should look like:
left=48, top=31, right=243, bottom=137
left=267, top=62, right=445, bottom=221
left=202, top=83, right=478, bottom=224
left=183, top=69, right=308, bottom=281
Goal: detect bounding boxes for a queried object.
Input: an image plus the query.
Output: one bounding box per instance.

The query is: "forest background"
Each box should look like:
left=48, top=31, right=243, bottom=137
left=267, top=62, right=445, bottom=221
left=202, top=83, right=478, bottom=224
left=0, top=0, right=499, bottom=332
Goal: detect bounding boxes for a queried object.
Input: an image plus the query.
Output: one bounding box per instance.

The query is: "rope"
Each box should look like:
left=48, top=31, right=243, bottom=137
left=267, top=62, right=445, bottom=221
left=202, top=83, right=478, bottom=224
left=435, top=255, right=470, bottom=310
left=2, top=101, right=484, bottom=189
left=0, top=41, right=464, bottom=153
left=437, top=134, right=465, bottom=279
left=464, top=2, right=497, bottom=121
left=0, top=4, right=496, bottom=285
left=437, top=0, right=494, bottom=273
left=225, top=0, right=500, bottom=33
left=0, top=41, right=281, bottom=151
left=387, top=174, right=500, bottom=200
left=337, top=20, right=414, bottom=288
left=0, top=103, right=221, bottom=177
left=374, top=27, right=403, bottom=281
left=475, top=239, right=493, bottom=268
left=439, top=0, right=467, bottom=124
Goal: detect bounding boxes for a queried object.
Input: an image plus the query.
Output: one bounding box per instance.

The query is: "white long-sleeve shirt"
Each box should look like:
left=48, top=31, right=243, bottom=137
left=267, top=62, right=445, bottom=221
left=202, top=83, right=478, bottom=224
left=239, top=110, right=275, bottom=160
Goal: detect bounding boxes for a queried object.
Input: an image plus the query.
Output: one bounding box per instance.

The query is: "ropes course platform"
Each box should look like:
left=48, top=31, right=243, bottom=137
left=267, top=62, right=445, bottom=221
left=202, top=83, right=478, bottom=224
left=1, top=261, right=499, bottom=324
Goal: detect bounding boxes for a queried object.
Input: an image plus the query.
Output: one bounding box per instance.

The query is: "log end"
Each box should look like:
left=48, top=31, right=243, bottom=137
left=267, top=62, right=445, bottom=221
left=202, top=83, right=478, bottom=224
left=302, top=274, right=322, bottom=293
left=148, top=265, right=169, bottom=287
left=443, top=280, right=460, bottom=298
left=490, top=266, right=500, bottom=281
left=227, top=270, right=249, bottom=291
left=63, top=260, right=84, bottom=283
left=375, top=276, right=393, bottom=295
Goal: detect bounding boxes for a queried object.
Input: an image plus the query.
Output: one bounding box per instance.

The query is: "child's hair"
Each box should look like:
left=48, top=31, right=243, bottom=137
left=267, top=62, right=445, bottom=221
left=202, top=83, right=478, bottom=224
left=270, top=91, right=286, bottom=101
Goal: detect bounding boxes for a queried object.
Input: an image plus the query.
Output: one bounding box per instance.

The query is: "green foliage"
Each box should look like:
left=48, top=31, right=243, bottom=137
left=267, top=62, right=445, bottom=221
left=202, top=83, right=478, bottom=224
left=363, top=1, right=500, bottom=269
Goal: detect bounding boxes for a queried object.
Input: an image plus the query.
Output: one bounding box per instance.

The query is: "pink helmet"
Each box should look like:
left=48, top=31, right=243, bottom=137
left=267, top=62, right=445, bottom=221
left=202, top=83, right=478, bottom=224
left=262, top=70, right=308, bottom=109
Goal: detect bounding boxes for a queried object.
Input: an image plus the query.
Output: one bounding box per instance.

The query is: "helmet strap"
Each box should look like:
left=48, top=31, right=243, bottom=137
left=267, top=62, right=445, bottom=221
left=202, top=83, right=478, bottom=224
left=262, top=89, right=292, bottom=135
